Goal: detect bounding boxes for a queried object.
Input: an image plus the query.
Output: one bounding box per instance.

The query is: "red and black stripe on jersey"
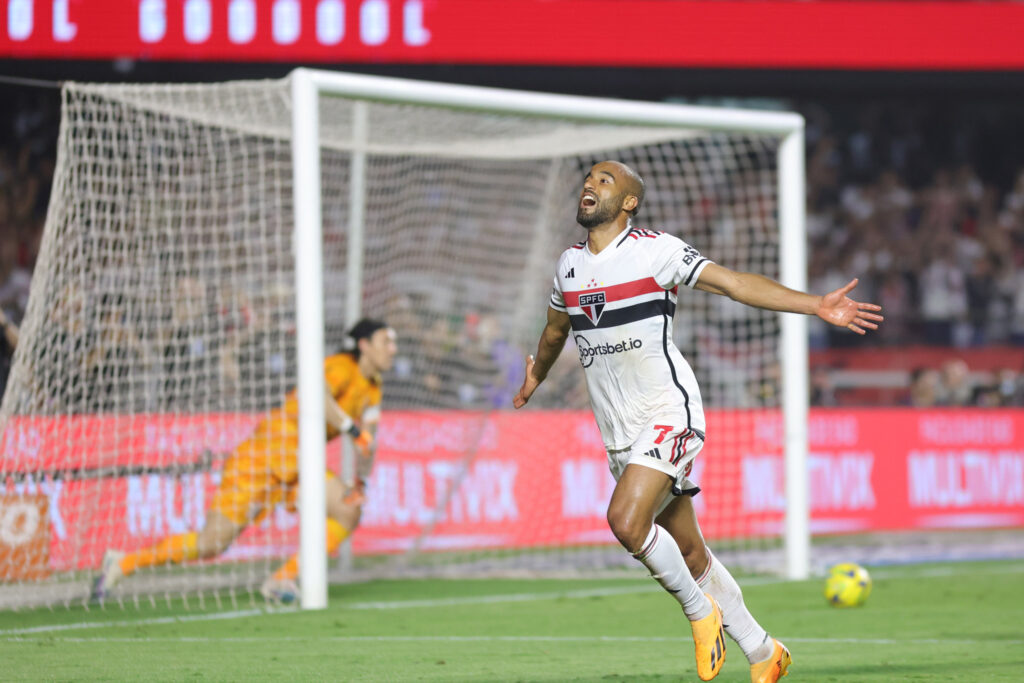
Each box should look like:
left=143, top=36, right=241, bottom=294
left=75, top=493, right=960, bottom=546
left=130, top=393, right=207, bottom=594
left=568, top=298, right=675, bottom=331
left=563, top=277, right=678, bottom=331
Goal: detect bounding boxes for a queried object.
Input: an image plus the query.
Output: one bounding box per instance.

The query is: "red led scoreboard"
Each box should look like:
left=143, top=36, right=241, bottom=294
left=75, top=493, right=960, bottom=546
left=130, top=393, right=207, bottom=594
left=3, top=0, right=1024, bottom=69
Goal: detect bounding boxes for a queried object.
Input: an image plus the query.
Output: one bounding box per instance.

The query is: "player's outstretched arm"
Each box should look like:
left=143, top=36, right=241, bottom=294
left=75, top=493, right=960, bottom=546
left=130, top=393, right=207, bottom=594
left=514, top=307, right=571, bottom=409
left=695, top=264, right=883, bottom=335
left=323, top=388, right=373, bottom=456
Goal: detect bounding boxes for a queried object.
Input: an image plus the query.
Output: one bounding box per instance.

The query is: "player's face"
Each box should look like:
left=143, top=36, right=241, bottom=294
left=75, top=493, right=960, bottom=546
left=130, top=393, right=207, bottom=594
left=362, top=327, right=398, bottom=374
left=576, top=165, right=629, bottom=229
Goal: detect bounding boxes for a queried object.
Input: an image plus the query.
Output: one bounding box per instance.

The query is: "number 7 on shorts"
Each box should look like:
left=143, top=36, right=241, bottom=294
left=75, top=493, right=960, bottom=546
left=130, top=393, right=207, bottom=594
left=653, top=424, right=674, bottom=444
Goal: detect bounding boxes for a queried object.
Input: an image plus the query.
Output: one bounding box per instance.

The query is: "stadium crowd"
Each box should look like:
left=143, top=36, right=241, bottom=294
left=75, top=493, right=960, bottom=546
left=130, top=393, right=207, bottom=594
left=0, top=87, right=54, bottom=399
left=0, top=90, right=1021, bottom=408
left=802, top=101, right=1024, bottom=351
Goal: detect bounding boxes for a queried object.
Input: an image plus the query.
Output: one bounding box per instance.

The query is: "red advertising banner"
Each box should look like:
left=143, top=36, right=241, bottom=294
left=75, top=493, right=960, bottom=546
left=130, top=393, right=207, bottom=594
left=3, top=1, right=1024, bottom=70
left=2, top=409, right=1023, bottom=571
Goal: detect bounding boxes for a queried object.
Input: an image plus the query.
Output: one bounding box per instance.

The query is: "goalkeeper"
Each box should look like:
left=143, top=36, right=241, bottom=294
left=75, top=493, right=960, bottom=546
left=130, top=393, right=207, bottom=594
left=92, top=318, right=397, bottom=604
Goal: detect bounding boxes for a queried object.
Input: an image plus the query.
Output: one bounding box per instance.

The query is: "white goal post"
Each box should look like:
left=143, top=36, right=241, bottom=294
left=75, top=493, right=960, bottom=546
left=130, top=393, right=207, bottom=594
left=0, top=69, right=807, bottom=610
left=288, top=68, right=808, bottom=609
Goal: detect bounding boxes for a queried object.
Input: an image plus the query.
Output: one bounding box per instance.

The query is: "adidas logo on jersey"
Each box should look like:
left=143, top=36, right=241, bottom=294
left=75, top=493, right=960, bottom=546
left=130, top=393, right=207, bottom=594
left=564, top=267, right=575, bottom=278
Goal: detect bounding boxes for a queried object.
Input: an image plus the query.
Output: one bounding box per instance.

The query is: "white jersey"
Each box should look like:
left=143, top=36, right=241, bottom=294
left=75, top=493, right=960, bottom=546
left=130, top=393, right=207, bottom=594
left=550, top=226, right=712, bottom=450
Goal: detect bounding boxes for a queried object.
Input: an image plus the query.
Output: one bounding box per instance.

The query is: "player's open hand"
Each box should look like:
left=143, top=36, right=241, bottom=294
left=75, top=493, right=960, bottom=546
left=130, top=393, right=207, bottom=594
left=816, top=278, right=883, bottom=334
left=513, top=355, right=540, bottom=409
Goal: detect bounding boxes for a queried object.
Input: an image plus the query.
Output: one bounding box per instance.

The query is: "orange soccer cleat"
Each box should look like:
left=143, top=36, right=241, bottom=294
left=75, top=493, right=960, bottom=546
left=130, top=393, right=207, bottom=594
left=691, top=593, right=727, bottom=680
left=750, top=638, right=791, bottom=683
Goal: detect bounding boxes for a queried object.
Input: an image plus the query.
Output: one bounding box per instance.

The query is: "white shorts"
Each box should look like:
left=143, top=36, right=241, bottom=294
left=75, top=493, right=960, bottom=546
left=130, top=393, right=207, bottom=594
left=607, top=418, right=704, bottom=515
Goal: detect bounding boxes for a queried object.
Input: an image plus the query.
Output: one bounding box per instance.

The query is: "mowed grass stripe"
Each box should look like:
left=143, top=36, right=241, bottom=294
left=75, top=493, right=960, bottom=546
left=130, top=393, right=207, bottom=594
left=1, top=561, right=1021, bottom=682
left=2, top=559, right=1022, bottom=636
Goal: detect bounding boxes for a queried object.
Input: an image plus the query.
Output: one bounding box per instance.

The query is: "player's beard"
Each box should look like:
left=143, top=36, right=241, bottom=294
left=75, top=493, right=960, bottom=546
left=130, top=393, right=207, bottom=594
left=576, top=196, right=621, bottom=229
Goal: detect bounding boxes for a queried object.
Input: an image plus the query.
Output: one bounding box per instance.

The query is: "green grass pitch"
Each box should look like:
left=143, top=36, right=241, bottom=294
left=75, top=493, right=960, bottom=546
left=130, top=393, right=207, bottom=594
left=1, top=560, right=1021, bottom=681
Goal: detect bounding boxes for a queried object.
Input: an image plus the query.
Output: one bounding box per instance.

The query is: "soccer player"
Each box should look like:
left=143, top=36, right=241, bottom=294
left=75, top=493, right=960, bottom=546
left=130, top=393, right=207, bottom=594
left=513, top=161, right=882, bottom=682
left=92, top=318, right=398, bottom=604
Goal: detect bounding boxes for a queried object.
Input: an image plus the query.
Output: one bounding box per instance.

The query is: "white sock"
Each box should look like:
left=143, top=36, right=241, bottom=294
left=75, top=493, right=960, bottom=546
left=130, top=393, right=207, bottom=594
left=633, top=524, right=711, bottom=621
left=697, top=549, right=773, bottom=664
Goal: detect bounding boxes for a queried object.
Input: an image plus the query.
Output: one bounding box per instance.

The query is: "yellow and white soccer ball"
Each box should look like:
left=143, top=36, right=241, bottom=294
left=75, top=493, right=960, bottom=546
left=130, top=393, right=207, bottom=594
left=824, top=563, right=872, bottom=607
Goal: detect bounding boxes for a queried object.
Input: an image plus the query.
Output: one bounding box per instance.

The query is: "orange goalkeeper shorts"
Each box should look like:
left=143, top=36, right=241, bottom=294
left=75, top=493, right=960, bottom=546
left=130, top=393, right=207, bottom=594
left=209, top=436, right=335, bottom=527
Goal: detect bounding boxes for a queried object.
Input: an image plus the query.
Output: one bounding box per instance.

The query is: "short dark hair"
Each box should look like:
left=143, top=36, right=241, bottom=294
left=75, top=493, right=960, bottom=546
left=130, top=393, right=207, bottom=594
left=346, top=318, right=388, bottom=358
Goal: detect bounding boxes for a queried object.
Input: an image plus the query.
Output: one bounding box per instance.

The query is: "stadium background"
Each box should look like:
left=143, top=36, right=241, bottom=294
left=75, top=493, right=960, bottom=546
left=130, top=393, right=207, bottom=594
left=1, top=0, right=1023, bottom=581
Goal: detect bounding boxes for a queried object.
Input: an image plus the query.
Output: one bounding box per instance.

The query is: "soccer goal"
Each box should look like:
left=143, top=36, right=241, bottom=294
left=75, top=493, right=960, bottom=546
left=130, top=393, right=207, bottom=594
left=0, top=69, right=806, bottom=610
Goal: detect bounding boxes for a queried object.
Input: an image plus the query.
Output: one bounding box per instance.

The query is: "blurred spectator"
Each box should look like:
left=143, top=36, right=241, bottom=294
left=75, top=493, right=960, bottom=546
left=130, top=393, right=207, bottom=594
left=161, top=276, right=214, bottom=403
left=919, top=252, right=968, bottom=346
left=471, top=312, right=523, bottom=410
left=875, top=270, right=912, bottom=345
left=1011, top=264, right=1024, bottom=346
left=378, top=292, right=423, bottom=404
left=964, top=254, right=998, bottom=346
left=966, top=367, right=1023, bottom=408
left=993, top=367, right=1023, bottom=406
left=453, top=312, right=502, bottom=409
left=236, top=281, right=295, bottom=404
left=810, top=365, right=838, bottom=407
left=0, top=237, right=31, bottom=319
left=906, top=367, right=941, bottom=408
left=937, top=358, right=973, bottom=407
left=32, top=284, right=143, bottom=413
left=0, top=86, right=59, bottom=399
left=419, top=316, right=462, bottom=409
left=0, top=308, right=18, bottom=393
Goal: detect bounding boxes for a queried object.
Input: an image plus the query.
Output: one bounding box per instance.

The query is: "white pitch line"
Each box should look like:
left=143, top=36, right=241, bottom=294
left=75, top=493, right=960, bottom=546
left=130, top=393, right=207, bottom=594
left=4, top=634, right=1022, bottom=646
left=0, top=587, right=661, bottom=636
left=0, top=608, right=266, bottom=636
left=786, top=636, right=1024, bottom=646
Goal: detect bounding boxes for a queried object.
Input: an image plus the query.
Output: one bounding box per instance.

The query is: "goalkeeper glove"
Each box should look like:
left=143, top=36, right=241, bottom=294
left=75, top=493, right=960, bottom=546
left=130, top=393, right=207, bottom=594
left=347, top=424, right=373, bottom=457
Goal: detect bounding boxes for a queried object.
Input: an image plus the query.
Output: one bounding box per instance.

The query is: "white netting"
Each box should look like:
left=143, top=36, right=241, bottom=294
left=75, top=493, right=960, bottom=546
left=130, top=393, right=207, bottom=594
left=0, top=77, right=785, bottom=609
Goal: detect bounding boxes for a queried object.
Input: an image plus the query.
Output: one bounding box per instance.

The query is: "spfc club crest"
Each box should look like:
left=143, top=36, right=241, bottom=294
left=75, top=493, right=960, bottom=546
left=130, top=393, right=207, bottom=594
left=578, top=291, right=606, bottom=325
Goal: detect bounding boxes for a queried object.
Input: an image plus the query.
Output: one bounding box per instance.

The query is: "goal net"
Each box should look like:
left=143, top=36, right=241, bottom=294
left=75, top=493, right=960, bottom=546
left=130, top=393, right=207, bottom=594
left=0, top=72, right=805, bottom=609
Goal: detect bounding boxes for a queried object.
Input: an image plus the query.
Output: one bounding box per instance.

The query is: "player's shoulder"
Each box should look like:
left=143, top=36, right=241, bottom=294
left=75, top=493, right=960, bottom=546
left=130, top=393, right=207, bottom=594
left=557, top=240, right=588, bottom=268
left=560, top=239, right=588, bottom=257
left=616, top=226, right=684, bottom=250
left=325, top=352, right=358, bottom=370
left=630, top=226, right=666, bottom=239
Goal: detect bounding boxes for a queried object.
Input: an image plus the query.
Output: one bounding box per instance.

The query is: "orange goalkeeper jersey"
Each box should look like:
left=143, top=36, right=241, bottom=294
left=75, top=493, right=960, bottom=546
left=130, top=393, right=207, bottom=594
left=236, top=353, right=382, bottom=482
left=212, top=353, right=381, bottom=525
